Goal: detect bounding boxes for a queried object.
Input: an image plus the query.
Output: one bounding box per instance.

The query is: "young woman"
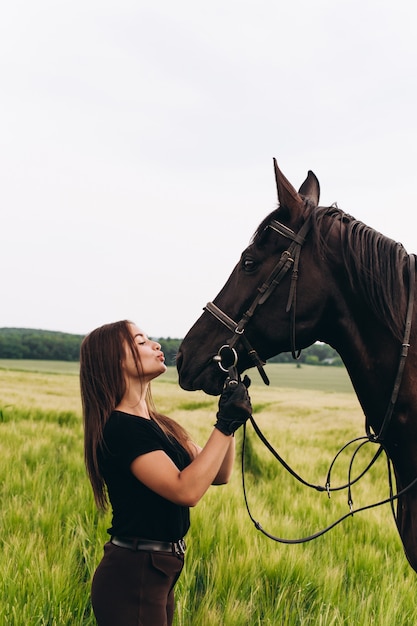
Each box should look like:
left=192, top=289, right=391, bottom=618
left=80, top=320, right=252, bottom=626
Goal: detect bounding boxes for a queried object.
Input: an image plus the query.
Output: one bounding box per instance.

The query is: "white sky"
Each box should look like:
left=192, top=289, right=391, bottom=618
left=1, top=0, right=416, bottom=338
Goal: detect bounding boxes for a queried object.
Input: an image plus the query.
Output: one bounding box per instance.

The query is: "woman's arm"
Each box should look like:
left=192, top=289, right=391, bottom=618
left=130, top=428, right=235, bottom=507
left=131, top=379, right=251, bottom=507
left=212, top=437, right=235, bottom=484
left=191, top=437, right=235, bottom=485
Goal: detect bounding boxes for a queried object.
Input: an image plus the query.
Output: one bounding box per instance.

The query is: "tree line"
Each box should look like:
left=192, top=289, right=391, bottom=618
left=0, top=328, right=342, bottom=365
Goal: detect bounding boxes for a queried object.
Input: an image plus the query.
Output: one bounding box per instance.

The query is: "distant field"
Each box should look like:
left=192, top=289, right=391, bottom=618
left=0, top=361, right=355, bottom=418
left=200, top=361, right=355, bottom=394
left=0, top=359, right=355, bottom=394
left=0, top=359, right=80, bottom=375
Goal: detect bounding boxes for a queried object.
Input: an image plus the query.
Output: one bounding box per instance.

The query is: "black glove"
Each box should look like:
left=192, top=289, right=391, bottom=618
left=214, top=375, right=252, bottom=436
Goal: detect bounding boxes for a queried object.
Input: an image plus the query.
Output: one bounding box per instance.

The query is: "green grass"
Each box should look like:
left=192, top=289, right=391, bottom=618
left=0, top=362, right=416, bottom=625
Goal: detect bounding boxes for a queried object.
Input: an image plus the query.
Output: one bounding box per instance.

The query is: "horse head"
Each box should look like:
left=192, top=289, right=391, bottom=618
left=177, top=160, right=342, bottom=395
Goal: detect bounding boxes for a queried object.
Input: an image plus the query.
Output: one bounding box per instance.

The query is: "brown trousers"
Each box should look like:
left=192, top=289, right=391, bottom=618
left=91, top=541, right=184, bottom=626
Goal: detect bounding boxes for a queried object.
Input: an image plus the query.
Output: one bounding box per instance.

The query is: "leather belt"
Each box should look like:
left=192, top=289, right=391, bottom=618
left=111, top=536, right=186, bottom=556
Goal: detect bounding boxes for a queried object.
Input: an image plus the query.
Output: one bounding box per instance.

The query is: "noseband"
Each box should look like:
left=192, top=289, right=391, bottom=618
left=205, top=215, right=313, bottom=383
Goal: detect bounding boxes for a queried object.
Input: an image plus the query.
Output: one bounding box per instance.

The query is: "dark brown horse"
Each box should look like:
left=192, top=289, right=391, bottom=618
left=177, top=160, right=417, bottom=572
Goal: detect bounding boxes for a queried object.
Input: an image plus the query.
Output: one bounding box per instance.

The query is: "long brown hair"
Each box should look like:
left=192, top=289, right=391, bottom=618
left=80, top=320, right=192, bottom=510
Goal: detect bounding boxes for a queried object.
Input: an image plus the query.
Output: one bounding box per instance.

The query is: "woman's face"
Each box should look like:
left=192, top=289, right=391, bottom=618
left=123, top=324, right=167, bottom=383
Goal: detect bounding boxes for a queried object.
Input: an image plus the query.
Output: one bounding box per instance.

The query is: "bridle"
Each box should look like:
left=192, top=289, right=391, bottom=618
left=204, top=211, right=417, bottom=544
left=205, top=214, right=314, bottom=385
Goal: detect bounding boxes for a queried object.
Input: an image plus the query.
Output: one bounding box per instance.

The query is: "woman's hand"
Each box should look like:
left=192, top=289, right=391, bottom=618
left=214, top=375, right=252, bottom=436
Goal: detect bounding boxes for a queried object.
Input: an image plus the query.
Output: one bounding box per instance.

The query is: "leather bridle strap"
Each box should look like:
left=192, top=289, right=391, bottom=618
left=267, top=220, right=310, bottom=359
left=204, top=301, right=270, bottom=384
left=205, top=215, right=313, bottom=382
left=367, top=253, right=416, bottom=442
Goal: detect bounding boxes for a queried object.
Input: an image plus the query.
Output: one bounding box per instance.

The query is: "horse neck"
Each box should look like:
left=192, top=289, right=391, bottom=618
left=315, top=212, right=413, bottom=428
left=338, top=324, right=395, bottom=402
left=320, top=276, right=408, bottom=431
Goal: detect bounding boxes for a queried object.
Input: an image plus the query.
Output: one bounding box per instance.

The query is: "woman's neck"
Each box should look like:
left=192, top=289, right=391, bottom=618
left=116, top=377, right=151, bottom=419
left=115, top=385, right=150, bottom=419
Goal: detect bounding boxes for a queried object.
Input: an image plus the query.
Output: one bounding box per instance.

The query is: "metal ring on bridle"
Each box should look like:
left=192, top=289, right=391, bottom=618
left=213, top=345, right=238, bottom=372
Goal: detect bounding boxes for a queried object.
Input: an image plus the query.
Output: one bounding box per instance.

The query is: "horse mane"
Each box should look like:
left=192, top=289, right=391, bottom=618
left=314, top=205, right=411, bottom=341
left=253, top=204, right=411, bottom=342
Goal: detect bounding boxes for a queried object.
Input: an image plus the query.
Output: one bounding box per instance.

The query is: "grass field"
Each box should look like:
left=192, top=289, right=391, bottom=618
left=0, top=361, right=416, bottom=625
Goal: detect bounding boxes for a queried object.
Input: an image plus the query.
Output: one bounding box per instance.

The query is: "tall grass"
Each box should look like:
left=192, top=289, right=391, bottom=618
left=0, top=363, right=416, bottom=625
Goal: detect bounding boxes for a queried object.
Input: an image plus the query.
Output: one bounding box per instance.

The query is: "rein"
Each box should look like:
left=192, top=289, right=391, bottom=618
left=368, top=254, right=415, bottom=442
left=241, top=422, right=417, bottom=544
left=241, top=418, right=417, bottom=544
left=205, top=212, right=417, bottom=543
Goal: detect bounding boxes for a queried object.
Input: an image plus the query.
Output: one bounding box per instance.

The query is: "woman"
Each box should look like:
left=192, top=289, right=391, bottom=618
left=80, top=320, right=252, bottom=626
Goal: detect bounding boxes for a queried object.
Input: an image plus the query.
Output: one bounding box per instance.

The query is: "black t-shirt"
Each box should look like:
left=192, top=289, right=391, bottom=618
left=99, top=411, right=192, bottom=541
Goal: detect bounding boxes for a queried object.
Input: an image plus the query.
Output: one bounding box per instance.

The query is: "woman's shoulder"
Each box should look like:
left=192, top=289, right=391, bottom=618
left=102, top=412, right=165, bottom=460
left=106, top=411, right=156, bottom=433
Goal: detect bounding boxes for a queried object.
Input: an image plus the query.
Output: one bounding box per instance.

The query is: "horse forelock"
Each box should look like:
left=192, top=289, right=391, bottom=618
left=251, top=200, right=313, bottom=245
left=251, top=208, right=280, bottom=244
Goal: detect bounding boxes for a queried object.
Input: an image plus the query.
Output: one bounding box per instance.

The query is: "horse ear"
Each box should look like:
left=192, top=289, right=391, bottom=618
left=273, top=158, right=304, bottom=219
left=298, top=170, right=320, bottom=207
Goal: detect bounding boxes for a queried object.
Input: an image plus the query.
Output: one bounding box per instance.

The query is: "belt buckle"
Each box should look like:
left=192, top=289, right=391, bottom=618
left=174, top=539, right=186, bottom=556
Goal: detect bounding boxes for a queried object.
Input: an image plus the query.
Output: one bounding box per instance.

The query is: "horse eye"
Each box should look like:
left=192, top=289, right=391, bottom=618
left=242, top=258, right=257, bottom=272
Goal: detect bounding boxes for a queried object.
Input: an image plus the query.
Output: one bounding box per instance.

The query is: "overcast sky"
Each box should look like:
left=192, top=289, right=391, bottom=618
left=1, top=0, right=416, bottom=338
